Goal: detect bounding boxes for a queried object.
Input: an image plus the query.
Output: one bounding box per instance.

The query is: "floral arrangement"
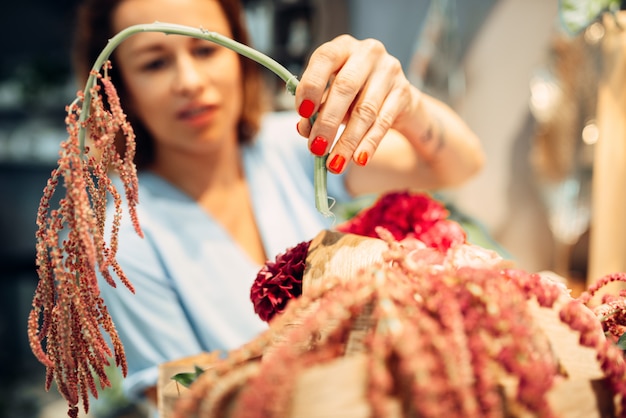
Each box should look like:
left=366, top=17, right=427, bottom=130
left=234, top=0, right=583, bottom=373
left=205, top=190, right=626, bottom=418
left=174, top=210, right=626, bottom=417
left=250, top=191, right=466, bottom=322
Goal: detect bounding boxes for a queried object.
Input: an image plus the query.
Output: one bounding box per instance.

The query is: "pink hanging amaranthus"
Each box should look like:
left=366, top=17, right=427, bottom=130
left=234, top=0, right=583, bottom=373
left=27, top=66, right=142, bottom=418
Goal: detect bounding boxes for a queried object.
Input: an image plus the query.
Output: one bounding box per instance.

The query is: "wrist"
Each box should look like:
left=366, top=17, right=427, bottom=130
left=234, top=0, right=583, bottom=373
left=395, top=87, right=444, bottom=162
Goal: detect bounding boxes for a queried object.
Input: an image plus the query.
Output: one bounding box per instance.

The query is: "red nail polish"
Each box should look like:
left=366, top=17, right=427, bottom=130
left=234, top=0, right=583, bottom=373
left=356, top=151, right=369, bottom=166
left=296, top=121, right=301, bottom=135
left=298, top=99, right=315, bottom=118
left=310, top=136, right=328, bottom=156
left=329, top=154, right=346, bottom=173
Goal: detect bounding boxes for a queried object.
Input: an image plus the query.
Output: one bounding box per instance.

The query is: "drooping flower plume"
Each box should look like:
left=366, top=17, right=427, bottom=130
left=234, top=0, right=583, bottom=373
left=28, top=67, right=142, bottom=418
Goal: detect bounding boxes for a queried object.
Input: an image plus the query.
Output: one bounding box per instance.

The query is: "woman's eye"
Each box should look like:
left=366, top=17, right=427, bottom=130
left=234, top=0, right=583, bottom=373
left=194, top=46, right=216, bottom=58
left=141, top=58, right=167, bottom=72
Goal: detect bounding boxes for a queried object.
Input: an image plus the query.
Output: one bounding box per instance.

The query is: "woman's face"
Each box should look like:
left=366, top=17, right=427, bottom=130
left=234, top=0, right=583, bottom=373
left=112, top=0, right=243, bottom=162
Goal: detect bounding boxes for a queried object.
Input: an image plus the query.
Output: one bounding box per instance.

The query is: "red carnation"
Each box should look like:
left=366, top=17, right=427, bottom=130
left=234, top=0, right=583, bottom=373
left=337, top=191, right=466, bottom=251
left=250, top=240, right=311, bottom=322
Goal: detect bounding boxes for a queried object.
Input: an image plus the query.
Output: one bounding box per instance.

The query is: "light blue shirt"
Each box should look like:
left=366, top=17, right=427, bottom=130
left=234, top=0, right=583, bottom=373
left=99, top=111, right=350, bottom=399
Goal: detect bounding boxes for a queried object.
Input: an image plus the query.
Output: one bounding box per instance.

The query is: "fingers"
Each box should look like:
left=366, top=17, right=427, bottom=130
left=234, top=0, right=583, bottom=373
left=298, top=36, right=376, bottom=162
left=333, top=65, right=402, bottom=169
left=296, top=35, right=358, bottom=119
left=295, top=35, right=411, bottom=174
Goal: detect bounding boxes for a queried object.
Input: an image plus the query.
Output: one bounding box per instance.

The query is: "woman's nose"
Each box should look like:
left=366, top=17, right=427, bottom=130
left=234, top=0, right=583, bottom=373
left=172, top=56, right=204, bottom=96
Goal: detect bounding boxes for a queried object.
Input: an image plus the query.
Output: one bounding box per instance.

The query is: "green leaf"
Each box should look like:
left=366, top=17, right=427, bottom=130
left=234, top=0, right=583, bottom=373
left=558, top=0, right=621, bottom=35
left=617, top=332, right=626, bottom=351
left=171, top=365, right=205, bottom=388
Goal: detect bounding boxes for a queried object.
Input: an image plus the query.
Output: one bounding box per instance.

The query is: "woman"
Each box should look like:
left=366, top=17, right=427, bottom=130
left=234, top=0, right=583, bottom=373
left=72, top=0, right=484, bottom=406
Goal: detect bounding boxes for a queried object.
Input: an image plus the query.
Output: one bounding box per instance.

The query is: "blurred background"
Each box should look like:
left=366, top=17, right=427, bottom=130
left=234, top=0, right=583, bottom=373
left=0, top=0, right=603, bottom=416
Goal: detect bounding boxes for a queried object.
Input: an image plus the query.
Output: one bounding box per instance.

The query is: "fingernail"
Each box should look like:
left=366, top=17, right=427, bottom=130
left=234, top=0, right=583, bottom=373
left=310, top=136, right=328, bottom=156
left=356, top=151, right=369, bottom=166
left=296, top=121, right=301, bottom=135
left=329, top=154, right=346, bottom=173
left=298, top=99, right=315, bottom=118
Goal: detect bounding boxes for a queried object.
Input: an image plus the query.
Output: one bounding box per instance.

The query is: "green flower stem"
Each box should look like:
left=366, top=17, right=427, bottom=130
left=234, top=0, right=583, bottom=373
left=314, top=154, right=331, bottom=217
left=307, top=113, right=332, bottom=217
left=78, top=22, right=331, bottom=215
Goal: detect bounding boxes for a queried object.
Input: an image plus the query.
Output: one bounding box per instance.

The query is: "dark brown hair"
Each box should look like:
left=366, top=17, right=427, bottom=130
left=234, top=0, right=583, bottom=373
left=72, top=0, right=269, bottom=169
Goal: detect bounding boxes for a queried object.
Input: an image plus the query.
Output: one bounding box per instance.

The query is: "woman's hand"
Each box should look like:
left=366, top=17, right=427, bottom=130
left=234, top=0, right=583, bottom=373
left=295, top=34, right=414, bottom=174
left=295, top=34, right=484, bottom=195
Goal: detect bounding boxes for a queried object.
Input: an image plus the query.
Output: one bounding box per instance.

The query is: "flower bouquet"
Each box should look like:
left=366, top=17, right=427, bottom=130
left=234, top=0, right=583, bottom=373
left=164, top=191, right=626, bottom=418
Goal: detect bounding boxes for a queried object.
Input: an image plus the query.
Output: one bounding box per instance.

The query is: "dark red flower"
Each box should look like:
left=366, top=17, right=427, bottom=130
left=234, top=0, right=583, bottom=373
left=250, top=240, right=311, bottom=322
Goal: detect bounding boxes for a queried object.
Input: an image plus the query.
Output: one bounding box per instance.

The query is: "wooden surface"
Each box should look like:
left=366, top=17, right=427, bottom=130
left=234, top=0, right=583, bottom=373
left=303, top=230, right=388, bottom=287
left=588, top=11, right=626, bottom=288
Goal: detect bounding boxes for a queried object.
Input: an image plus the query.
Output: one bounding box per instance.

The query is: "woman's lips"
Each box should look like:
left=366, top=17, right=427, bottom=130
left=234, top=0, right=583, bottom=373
left=177, top=104, right=216, bottom=126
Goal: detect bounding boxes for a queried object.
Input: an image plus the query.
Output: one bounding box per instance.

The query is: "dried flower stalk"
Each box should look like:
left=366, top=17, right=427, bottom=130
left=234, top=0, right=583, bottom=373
left=27, top=23, right=329, bottom=417
left=28, top=68, right=141, bottom=418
